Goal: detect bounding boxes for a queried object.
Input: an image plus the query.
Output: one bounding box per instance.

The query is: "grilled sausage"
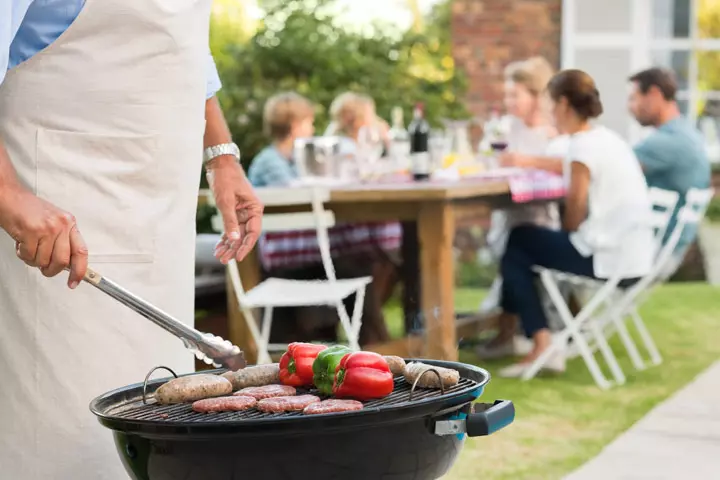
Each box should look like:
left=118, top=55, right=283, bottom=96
left=235, top=385, right=296, bottom=400
left=154, top=374, right=233, bottom=405
left=383, top=355, right=406, bottom=376
left=221, top=364, right=281, bottom=391
left=257, top=394, right=321, bottom=413
left=192, top=395, right=257, bottom=413
left=303, top=399, right=364, bottom=415
left=403, top=362, right=460, bottom=389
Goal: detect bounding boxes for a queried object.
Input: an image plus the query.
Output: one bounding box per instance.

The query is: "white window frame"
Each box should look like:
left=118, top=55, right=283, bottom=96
left=561, top=0, right=652, bottom=142
left=562, top=0, right=720, bottom=147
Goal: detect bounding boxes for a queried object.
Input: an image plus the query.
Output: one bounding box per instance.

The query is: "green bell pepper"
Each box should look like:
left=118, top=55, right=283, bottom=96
left=312, top=345, right=352, bottom=395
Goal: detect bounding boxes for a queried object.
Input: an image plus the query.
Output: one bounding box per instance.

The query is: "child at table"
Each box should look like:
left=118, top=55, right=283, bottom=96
left=246, top=91, right=392, bottom=346
left=248, top=92, right=314, bottom=187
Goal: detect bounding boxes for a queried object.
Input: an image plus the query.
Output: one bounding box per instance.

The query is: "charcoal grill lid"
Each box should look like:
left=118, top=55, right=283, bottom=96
left=89, top=359, right=489, bottom=438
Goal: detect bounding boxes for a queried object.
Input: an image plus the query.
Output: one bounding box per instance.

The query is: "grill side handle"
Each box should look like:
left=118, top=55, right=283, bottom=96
left=433, top=400, right=515, bottom=437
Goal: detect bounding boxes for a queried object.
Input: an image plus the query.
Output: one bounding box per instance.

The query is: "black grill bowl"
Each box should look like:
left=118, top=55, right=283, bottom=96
left=90, top=359, right=514, bottom=480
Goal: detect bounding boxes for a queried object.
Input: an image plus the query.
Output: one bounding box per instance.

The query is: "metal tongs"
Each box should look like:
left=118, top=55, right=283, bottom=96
left=81, top=267, right=246, bottom=371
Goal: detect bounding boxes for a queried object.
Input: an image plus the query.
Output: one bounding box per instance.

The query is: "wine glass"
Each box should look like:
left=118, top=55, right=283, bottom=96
left=357, top=125, right=385, bottom=180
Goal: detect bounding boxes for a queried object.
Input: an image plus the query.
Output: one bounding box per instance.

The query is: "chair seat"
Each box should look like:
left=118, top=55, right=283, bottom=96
left=533, top=266, right=603, bottom=288
left=243, top=277, right=372, bottom=308
left=534, top=266, right=638, bottom=289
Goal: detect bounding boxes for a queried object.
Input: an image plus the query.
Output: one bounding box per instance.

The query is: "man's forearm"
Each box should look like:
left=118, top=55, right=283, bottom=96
left=203, top=96, right=241, bottom=171
left=0, top=139, right=23, bottom=199
left=204, top=96, right=232, bottom=148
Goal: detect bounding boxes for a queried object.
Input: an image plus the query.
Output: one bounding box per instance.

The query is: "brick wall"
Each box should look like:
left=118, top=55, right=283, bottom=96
left=451, top=0, right=562, bottom=118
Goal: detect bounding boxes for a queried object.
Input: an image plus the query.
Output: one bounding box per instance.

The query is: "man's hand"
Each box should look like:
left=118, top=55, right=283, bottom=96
left=0, top=186, right=88, bottom=288
left=207, top=157, right=263, bottom=264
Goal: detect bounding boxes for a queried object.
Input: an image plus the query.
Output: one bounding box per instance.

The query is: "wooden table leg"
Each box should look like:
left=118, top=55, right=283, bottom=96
left=401, top=221, right=421, bottom=334
left=226, top=247, right=261, bottom=365
left=418, top=201, right=457, bottom=361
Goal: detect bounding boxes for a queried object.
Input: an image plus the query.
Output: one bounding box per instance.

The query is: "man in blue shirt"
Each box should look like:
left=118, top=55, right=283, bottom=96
left=628, top=67, right=711, bottom=274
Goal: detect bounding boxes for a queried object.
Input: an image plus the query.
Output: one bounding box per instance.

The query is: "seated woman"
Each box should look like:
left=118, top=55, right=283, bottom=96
left=497, top=69, right=654, bottom=377
left=247, top=92, right=390, bottom=346
left=478, top=56, right=566, bottom=359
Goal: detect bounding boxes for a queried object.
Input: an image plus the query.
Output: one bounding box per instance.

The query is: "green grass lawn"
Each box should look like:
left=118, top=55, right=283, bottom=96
left=383, top=283, right=720, bottom=480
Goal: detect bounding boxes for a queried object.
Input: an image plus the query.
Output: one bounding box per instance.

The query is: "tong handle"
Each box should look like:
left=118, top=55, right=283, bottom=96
left=76, top=266, right=246, bottom=370
left=82, top=267, right=199, bottom=341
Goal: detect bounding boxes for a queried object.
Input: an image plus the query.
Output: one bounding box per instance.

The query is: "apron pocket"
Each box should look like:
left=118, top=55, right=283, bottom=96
left=35, top=128, right=161, bottom=264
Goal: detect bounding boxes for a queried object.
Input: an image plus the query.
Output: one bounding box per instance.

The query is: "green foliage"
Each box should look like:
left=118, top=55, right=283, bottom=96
left=211, top=0, right=469, bottom=167
left=704, top=194, right=720, bottom=223
left=455, top=260, right=497, bottom=289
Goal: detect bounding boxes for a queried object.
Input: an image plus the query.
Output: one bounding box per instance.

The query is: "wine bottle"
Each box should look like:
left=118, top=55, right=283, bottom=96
left=408, top=103, right=430, bottom=181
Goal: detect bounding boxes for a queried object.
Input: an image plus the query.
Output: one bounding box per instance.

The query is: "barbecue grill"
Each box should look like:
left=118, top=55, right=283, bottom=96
left=90, top=359, right=514, bottom=480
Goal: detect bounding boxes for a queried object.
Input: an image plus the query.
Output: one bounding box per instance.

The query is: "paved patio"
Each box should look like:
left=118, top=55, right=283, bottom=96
left=565, top=361, right=720, bottom=480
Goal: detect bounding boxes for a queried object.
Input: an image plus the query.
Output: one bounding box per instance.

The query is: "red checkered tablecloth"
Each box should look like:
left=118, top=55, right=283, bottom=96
left=258, top=170, right=565, bottom=271
left=505, top=169, right=566, bottom=203
left=259, top=222, right=402, bottom=271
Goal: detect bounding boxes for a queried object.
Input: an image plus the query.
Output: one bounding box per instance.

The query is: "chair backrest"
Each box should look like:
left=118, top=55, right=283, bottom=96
left=639, top=187, right=714, bottom=285
left=685, top=187, right=714, bottom=218
left=647, top=187, right=680, bottom=258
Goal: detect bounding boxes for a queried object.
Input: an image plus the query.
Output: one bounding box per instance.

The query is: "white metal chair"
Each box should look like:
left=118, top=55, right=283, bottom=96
left=562, top=187, right=680, bottom=361
left=527, top=188, right=713, bottom=389
left=223, top=187, right=371, bottom=364
left=524, top=191, right=677, bottom=389
left=596, top=187, right=714, bottom=368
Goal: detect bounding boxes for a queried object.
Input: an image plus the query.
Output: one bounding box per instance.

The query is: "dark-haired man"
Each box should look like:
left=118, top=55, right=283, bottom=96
left=628, top=67, right=711, bottom=274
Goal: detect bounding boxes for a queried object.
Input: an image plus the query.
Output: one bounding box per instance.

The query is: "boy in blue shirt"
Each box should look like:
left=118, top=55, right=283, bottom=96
left=628, top=68, right=711, bottom=275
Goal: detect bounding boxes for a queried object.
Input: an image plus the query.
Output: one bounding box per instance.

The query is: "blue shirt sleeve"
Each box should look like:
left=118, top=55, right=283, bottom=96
left=1, top=0, right=34, bottom=86
left=2, top=0, right=222, bottom=100
left=247, top=148, right=297, bottom=187
left=205, top=50, right=222, bottom=99
left=634, top=134, right=674, bottom=175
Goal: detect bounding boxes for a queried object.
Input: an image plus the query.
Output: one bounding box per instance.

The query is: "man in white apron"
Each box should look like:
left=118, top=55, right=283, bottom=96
left=0, top=1, right=262, bottom=478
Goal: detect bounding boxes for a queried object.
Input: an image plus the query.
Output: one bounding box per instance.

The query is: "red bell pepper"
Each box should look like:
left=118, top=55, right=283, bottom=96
left=279, top=342, right=328, bottom=387
left=332, top=351, right=394, bottom=400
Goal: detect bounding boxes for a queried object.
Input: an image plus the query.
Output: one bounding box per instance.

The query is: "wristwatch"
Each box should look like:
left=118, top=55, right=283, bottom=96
left=203, top=142, right=241, bottom=166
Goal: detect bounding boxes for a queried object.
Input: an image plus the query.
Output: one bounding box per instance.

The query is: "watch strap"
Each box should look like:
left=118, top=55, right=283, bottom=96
left=203, top=143, right=241, bottom=164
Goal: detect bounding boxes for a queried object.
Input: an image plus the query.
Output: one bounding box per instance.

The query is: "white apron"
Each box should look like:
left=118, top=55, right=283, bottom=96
left=0, top=0, right=211, bottom=478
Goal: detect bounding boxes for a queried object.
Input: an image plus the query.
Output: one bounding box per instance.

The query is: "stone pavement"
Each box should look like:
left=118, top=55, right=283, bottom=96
left=564, top=361, right=720, bottom=480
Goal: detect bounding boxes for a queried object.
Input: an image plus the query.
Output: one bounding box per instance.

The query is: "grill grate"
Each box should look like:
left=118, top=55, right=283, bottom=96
left=107, top=376, right=479, bottom=424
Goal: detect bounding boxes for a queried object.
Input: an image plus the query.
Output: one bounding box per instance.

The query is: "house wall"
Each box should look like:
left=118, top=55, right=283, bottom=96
left=450, top=0, right=562, bottom=119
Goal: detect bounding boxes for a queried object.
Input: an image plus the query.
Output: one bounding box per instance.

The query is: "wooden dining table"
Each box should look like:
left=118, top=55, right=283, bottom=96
left=223, top=177, right=555, bottom=365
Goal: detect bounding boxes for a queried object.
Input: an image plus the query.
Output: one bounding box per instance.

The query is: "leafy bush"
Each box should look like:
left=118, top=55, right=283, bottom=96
left=704, top=195, right=720, bottom=223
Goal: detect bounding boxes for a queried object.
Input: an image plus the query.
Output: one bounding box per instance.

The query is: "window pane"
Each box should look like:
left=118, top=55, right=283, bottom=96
left=698, top=51, right=720, bottom=94
left=698, top=99, right=720, bottom=163
left=651, top=50, right=690, bottom=90
left=653, top=0, right=691, bottom=38
left=574, top=48, right=632, bottom=137
left=575, top=0, right=631, bottom=33
left=699, top=0, right=720, bottom=39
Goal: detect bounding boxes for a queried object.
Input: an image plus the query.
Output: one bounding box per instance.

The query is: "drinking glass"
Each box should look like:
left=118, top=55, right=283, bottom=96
left=357, top=125, right=385, bottom=180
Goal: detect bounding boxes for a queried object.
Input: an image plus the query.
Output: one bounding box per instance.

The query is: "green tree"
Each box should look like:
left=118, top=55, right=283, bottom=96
left=213, top=0, right=468, bottom=165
